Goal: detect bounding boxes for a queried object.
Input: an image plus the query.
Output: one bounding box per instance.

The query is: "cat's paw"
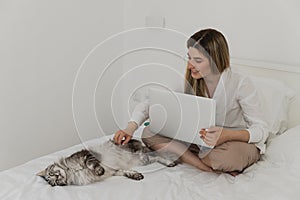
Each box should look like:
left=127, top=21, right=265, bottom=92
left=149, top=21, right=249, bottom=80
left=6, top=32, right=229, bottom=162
left=166, top=161, right=177, bottom=167
left=158, top=159, right=178, bottom=167
left=126, top=172, right=144, bottom=180
left=131, top=173, right=144, bottom=180
left=94, top=166, right=105, bottom=176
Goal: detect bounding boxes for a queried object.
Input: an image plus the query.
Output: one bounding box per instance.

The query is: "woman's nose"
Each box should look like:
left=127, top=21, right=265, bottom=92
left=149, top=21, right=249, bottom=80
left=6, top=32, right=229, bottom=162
left=187, top=61, right=195, bottom=69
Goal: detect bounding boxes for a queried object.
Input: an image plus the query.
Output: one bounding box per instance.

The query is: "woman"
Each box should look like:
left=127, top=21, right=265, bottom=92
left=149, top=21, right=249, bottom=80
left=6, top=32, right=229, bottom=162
left=113, top=28, right=269, bottom=175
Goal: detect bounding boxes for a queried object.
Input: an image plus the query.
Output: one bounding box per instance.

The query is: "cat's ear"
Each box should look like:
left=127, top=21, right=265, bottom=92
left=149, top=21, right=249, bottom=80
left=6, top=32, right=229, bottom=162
left=36, top=169, right=46, bottom=177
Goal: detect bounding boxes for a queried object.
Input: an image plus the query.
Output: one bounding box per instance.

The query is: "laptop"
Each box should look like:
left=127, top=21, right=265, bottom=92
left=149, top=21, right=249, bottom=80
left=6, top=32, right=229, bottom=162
left=148, top=88, right=216, bottom=148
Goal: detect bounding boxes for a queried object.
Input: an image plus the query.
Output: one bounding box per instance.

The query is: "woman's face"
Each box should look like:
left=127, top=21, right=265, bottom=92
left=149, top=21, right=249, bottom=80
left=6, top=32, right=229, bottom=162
left=187, top=47, right=211, bottom=79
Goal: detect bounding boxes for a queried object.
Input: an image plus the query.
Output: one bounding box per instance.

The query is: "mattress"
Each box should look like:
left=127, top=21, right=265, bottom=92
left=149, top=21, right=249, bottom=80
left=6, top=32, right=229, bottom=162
left=1, top=125, right=300, bottom=200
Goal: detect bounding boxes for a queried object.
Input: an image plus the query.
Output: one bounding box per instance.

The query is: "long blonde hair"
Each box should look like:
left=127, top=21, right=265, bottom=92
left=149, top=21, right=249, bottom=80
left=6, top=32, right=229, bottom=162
left=184, top=28, right=230, bottom=97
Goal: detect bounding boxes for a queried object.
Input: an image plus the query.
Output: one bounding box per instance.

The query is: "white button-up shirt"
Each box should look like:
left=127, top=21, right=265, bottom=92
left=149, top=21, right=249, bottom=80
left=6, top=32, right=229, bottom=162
left=130, top=68, right=270, bottom=154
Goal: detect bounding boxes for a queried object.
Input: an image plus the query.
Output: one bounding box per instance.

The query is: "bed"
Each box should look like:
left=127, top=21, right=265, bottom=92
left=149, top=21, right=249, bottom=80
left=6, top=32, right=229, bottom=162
left=1, top=59, right=300, bottom=200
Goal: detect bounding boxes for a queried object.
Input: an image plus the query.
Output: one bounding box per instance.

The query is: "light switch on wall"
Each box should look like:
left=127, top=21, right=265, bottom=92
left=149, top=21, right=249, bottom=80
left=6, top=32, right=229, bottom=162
left=145, top=16, right=166, bottom=28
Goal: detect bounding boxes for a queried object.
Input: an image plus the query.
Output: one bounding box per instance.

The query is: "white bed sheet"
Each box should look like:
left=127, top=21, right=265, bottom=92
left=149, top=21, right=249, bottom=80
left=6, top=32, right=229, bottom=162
left=1, top=125, right=300, bottom=200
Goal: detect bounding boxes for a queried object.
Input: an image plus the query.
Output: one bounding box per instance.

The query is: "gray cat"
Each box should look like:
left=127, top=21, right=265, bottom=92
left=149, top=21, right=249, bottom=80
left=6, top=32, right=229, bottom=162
left=37, top=139, right=178, bottom=186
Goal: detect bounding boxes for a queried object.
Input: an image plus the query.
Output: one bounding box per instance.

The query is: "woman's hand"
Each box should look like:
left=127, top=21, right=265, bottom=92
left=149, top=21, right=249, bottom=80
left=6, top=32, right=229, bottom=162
left=113, top=130, right=133, bottom=145
left=199, top=127, right=228, bottom=147
left=113, top=121, right=138, bottom=145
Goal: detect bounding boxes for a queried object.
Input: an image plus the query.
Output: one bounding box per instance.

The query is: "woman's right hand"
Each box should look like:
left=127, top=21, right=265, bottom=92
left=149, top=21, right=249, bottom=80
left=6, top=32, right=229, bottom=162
left=113, top=130, right=133, bottom=145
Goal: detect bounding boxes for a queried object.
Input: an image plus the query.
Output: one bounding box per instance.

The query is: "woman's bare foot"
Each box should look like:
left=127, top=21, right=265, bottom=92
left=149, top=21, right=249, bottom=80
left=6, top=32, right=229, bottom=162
left=228, top=171, right=241, bottom=177
left=197, top=161, right=213, bottom=172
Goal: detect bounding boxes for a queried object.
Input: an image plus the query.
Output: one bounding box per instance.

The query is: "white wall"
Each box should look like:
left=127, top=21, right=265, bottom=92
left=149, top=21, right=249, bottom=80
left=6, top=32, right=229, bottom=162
left=0, top=0, right=124, bottom=171
left=123, top=0, right=300, bottom=66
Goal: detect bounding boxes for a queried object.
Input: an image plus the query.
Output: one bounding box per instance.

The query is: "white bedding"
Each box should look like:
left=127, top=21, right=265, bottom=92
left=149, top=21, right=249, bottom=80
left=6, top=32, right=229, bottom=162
left=1, top=125, right=300, bottom=200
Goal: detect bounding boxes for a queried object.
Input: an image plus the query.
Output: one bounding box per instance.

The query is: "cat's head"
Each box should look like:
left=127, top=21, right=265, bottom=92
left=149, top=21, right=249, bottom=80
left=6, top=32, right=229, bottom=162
left=37, top=163, right=67, bottom=186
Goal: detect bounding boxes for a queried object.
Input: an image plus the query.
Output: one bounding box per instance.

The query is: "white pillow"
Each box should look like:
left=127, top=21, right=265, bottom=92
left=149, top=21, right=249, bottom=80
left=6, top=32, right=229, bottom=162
left=250, top=76, right=295, bottom=134
left=264, top=124, right=300, bottom=164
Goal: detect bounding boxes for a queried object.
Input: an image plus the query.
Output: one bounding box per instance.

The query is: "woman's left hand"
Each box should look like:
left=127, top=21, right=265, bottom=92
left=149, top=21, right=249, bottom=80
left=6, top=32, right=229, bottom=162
left=199, top=127, right=227, bottom=147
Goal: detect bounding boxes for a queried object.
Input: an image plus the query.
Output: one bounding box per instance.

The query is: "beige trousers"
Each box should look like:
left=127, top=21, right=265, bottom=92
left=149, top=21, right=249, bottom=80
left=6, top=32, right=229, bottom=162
left=142, top=126, right=260, bottom=173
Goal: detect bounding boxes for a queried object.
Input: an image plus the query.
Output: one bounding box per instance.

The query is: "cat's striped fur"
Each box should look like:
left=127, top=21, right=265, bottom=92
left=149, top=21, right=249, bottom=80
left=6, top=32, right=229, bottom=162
left=37, top=139, right=178, bottom=186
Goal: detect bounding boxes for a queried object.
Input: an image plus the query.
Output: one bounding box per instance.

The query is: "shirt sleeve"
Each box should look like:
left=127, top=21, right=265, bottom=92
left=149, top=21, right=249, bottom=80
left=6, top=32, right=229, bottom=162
left=237, top=76, right=270, bottom=150
left=129, top=99, right=150, bottom=127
